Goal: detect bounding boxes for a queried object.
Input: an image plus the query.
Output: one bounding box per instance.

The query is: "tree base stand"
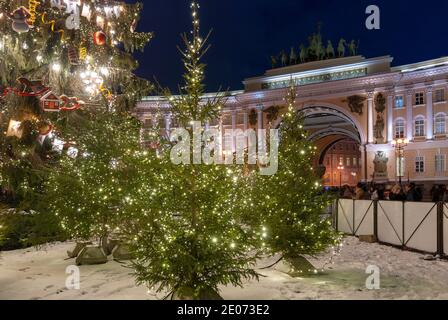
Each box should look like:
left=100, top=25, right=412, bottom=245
left=75, top=247, right=108, bottom=266
left=67, top=242, right=92, bottom=259
left=275, top=256, right=317, bottom=277
left=112, top=244, right=133, bottom=261
left=172, top=287, right=224, bottom=301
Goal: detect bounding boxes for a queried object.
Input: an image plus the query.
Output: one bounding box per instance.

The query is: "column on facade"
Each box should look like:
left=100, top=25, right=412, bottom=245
left=257, top=105, right=264, bottom=131
left=426, top=87, right=434, bottom=140
left=231, top=109, right=237, bottom=152
left=387, top=93, right=394, bottom=143
left=218, top=117, right=224, bottom=159
left=367, top=91, right=374, bottom=144
left=406, top=90, right=413, bottom=141
left=165, top=113, right=172, bottom=138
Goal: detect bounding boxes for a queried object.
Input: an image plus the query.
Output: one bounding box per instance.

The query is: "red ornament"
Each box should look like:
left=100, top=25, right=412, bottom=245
left=93, top=31, right=107, bottom=46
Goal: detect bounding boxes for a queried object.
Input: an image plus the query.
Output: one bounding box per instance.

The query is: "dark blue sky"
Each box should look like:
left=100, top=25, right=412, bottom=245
left=130, top=0, right=448, bottom=92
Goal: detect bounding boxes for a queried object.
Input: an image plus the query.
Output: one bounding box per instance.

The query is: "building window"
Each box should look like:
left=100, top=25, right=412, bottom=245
left=395, top=96, right=404, bottom=109
left=415, top=92, right=425, bottom=105
left=353, top=157, right=357, bottom=167
left=435, top=154, right=446, bottom=173
left=395, top=119, right=405, bottom=139
left=435, top=89, right=445, bottom=103
left=346, top=158, right=351, bottom=167
left=414, top=117, right=425, bottom=137
left=415, top=156, right=425, bottom=173
left=339, top=157, right=344, bottom=166
left=435, top=114, right=446, bottom=135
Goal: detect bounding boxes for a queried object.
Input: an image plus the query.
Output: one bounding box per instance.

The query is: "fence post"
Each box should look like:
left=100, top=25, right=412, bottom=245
left=335, top=198, right=339, bottom=231
left=437, top=202, right=444, bottom=257
left=373, top=200, right=378, bottom=240
left=402, top=201, right=406, bottom=247
left=352, top=199, right=356, bottom=236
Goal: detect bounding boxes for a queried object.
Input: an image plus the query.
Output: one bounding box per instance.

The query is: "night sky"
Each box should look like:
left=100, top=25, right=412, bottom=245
left=128, top=0, right=448, bottom=92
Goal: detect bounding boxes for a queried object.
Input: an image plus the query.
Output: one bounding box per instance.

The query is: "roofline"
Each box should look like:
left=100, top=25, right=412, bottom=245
left=392, top=56, right=448, bottom=73
left=140, top=90, right=244, bottom=102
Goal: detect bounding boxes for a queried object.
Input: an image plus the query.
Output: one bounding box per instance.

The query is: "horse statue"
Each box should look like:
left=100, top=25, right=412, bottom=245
left=337, top=39, right=346, bottom=58
left=326, top=40, right=335, bottom=59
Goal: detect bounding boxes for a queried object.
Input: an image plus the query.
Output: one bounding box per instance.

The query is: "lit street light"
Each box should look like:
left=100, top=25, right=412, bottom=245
left=337, top=162, right=345, bottom=188
left=391, top=138, right=410, bottom=186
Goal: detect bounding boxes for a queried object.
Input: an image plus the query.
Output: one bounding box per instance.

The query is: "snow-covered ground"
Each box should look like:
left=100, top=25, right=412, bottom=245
left=0, top=237, right=447, bottom=300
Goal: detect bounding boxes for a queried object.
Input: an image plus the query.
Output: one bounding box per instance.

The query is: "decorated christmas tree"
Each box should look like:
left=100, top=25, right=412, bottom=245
left=248, top=83, right=340, bottom=275
left=125, top=1, right=259, bottom=300
left=0, top=0, right=152, bottom=206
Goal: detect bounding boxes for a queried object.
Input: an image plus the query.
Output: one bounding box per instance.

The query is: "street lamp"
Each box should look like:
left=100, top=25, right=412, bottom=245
left=391, top=138, right=409, bottom=186
left=337, top=162, right=345, bottom=188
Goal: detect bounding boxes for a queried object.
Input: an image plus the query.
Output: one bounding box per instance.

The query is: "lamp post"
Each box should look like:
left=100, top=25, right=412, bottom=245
left=391, top=138, right=409, bottom=186
left=337, top=162, right=345, bottom=189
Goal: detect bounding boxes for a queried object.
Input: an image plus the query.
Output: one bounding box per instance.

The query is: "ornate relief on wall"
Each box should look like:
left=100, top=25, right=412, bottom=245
left=343, top=95, right=366, bottom=115
left=249, top=109, right=258, bottom=126
left=264, top=106, right=281, bottom=124
left=373, top=151, right=389, bottom=179
left=374, top=93, right=386, bottom=143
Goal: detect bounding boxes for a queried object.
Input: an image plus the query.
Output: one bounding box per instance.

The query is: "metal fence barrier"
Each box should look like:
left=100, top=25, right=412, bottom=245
left=334, top=199, right=445, bottom=255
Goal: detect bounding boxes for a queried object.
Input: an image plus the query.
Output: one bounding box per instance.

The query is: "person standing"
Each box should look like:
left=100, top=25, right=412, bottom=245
left=355, top=183, right=365, bottom=200
left=405, top=183, right=421, bottom=202
left=389, top=184, right=405, bottom=201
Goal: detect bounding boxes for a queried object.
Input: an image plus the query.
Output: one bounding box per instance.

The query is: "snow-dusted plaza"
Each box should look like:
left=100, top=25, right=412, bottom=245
left=1, top=237, right=447, bottom=300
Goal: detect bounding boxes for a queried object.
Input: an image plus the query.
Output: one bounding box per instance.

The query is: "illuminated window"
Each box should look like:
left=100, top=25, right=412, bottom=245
left=414, top=117, right=425, bottom=137
left=415, top=156, right=425, bottom=173
left=395, top=96, right=404, bottom=109
left=435, top=154, right=446, bottom=173
left=435, top=114, right=446, bottom=135
left=395, top=119, right=405, bottom=139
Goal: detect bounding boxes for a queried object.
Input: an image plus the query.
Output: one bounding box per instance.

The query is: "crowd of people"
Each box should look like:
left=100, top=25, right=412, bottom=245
left=333, top=182, right=448, bottom=202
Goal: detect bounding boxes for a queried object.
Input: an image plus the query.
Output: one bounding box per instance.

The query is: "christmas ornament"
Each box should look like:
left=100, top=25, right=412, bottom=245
left=79, top=46, right=87, bottom=60
left=65, top=0, right=80, bottom=30
left=40, top=91, right=61, bottom=112
left=42, top=13, right=65, bottom=40
left=93, top=31, right=107, bottom=46
left=59, top=95, right=84, bottom=111
left=10, top=7, right=31, bottom=33
left=68, top=46, right=80, bottom=65
left=1, top=78, right=49, bottom=97
left=40, top=91, right=84, bottom=112
left=65, top=13, right=80, bottom=30
left=81, top=4, right=92, bottom=21
left=6, top=120, right=23, bottom=138
left=27, top=0, right=41, bottom=26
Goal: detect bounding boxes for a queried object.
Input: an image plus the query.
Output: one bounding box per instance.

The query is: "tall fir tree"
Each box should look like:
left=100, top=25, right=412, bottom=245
left=125, top=1, right=259, bottom=300
left=248, top=83, right=340, bottom=275
left=0, top=0, right=152, bottom=207
left=0, top=1, right=152, bottom=249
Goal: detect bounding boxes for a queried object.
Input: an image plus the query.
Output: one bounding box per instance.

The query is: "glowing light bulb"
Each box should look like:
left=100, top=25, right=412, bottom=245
left=52, top=63, right=61, bottom=72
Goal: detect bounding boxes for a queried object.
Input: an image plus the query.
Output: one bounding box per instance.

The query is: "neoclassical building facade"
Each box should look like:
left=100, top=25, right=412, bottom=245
left=135, top=55, right=448, bottom=188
